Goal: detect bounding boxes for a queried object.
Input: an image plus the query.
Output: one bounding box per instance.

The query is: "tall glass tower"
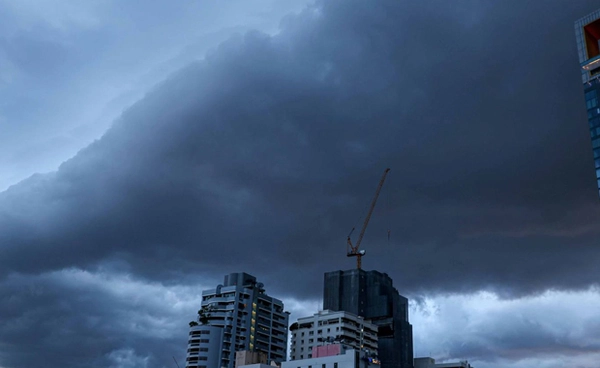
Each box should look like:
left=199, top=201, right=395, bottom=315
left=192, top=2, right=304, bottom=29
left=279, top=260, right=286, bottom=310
left=575, top=9, right=600, bottom=197
left=323, top=269, right=414, bottom=368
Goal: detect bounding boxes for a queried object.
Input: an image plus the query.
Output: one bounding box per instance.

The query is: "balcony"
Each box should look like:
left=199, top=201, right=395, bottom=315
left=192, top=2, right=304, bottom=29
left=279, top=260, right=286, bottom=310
left=583, top=54, right=600, bottom=71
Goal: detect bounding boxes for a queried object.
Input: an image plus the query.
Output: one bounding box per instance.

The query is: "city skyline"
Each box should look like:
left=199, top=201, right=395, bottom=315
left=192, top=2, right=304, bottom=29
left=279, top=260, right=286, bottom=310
left=1, top=1, right=600, bottom=368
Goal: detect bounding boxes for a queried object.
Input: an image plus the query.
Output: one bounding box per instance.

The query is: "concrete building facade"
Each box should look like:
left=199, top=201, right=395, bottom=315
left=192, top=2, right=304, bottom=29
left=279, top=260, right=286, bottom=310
left=576, top=9, right=600, bottom=197
left=185, top=273, right=289, bottom=368
left=235, top=350, right=267, bottom=367
left=323, top=269, right=413, bottom=368
left=289, top=310, right=378, bottom=360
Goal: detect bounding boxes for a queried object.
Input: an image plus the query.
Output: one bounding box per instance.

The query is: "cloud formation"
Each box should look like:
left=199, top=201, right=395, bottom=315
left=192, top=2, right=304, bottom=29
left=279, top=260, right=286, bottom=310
left=1, top=0, right=600, bottom=367
left=411, top=289, right=600, bottom=367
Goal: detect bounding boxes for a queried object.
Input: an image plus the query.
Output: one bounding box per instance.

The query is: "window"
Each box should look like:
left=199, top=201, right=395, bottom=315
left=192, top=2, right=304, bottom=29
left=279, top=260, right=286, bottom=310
left=309, top=331, right=314, bottom=335
left=200, top=339, right=209, bottom=343
left=317, top=330, right=322, bottom=334
left=199, top=357, right=208, bottom=361
left=334, top=363, right=338, bottom=368
left=201, top=330, right=210, bottom=335
left=322, top=364, right=326, bottom=368
left=327, top=328, right=331, bottom=332
left=586, top=90, right=597, bottom=100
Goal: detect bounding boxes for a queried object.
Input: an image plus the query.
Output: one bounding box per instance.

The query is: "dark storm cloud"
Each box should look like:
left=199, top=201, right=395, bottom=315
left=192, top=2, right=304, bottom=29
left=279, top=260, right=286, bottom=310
left=2, top=0, right=600, bottom=367
left=2, top=0, right=599, bottom=293
left=0, top=269, right=197, bottom=368
left=0, top=0, right=310, bottom=191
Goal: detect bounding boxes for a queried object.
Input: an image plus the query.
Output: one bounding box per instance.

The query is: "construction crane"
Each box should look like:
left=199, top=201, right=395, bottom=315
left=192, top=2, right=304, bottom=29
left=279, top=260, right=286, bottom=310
left=347, top=168, right=390, bottom=269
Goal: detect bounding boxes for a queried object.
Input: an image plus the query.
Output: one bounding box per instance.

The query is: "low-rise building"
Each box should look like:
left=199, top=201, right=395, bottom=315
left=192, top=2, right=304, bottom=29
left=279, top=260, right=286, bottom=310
left=282, top=344, right=379, bottom=368
left=414, top=357, right=474, bottom=368
left=236, top=351, right=267, bottom=367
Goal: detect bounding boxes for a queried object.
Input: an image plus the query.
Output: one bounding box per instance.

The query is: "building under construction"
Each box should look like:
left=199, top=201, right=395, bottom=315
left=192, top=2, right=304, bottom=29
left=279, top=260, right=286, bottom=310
left=323, top=269, right=413, bottom=368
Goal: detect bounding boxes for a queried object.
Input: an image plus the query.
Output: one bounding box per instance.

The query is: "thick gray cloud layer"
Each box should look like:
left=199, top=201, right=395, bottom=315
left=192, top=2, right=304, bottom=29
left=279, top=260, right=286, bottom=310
left=1, top=1, right=600, bottom=367
left=0, top=0, right=309, bottom=191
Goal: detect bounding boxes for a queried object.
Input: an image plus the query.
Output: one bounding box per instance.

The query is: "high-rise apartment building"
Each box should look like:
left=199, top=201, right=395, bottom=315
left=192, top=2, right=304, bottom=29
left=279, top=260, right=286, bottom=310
left=575, top=9, right=600, bottom=196
left=289, top=310, right=378, bottom=360
left=185, top=273, right=289, bottom=368
left=323, top=269, right=413, bottom=368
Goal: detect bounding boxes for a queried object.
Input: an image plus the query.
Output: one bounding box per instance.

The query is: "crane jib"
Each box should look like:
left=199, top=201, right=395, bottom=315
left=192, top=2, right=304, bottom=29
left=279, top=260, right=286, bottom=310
left=346, top=168, right=390, bottom=269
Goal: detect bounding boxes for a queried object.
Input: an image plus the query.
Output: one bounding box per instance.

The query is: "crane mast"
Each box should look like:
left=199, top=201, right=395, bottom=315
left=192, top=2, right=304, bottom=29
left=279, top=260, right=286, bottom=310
left=347, top=168, right=390, bottom=269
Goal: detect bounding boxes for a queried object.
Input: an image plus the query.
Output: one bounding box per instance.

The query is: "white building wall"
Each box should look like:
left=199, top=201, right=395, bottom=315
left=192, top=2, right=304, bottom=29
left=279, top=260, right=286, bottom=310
left=186, top=325, right=223, bottom=368
left=282, top=349, right=373, bottom=368
left=290, top=310, right=378, bottom=361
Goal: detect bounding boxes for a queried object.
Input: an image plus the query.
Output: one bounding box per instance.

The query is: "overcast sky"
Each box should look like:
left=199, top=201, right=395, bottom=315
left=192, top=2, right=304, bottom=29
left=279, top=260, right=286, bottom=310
left=1, top=1, right=600, bottom=368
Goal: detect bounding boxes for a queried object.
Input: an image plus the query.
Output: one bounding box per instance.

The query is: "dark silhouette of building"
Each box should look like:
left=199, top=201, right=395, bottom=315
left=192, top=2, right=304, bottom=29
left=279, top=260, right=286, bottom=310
left=323, top=269, right=413, bottom=368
